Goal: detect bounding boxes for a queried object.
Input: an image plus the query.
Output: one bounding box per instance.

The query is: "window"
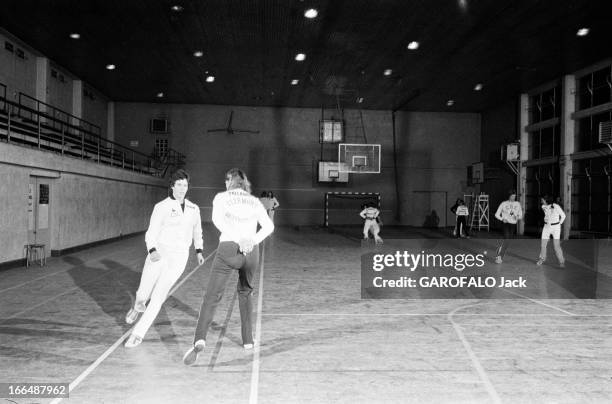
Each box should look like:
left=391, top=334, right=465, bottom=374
left=576, top=111, right=612, bottom=152
left=577, top=65, right=612, bottom=110
left=319, top=120, right=343, bottom=143
left=154, top=138, right=169, bottom=158
left=528, top=85, right=560, bottom=124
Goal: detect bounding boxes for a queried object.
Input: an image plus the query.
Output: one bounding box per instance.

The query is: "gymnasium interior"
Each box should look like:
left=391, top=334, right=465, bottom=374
left=0, top=1, right=611, bottom=403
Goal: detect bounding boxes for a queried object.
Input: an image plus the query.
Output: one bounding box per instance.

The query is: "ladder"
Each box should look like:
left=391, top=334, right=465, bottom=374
left=470, top=193, right=490, bottom=231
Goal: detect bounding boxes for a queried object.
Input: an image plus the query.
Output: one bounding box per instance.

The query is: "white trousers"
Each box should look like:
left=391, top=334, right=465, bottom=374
left=132, top=247, right=189, bottom=338
left=363, top=219, right=381, bottom=240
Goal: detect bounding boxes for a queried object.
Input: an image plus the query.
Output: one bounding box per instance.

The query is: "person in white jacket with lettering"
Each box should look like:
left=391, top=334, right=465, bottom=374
left=124, top=169, right=205, bottom=348
left=183, top=168, right=274, bottom=365
left=536, top=195, right=566, bottom=267
left=493, top=190, right=523, bottom=264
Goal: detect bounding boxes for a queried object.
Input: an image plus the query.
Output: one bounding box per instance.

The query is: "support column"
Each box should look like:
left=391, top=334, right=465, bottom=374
left=72, top=79, right=83, bottom=126
left=35, top=57, right=48, bottom=111
left=561, top=75, right=576, bottom=239
left=518, top=93, right=529, bottom=235
left=72, top=80, right=83, bottom=125
left=107, top=101, right=115, bottom=141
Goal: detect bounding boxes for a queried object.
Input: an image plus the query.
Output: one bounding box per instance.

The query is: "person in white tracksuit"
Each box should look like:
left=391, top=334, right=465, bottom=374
left=183, top=168, right=274, bottom=366
left=536, top=195, right=566, bottom=267
left=360, top=203, right=383, bottom=243
left=124, top=169, right=205, bottom=348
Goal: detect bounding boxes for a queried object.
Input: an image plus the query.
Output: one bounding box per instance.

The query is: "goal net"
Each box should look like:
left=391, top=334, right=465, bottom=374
left=324, top=192, right=381, bottom=228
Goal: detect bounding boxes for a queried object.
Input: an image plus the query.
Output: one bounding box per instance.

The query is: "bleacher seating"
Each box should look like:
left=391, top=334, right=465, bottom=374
left=0, top=85, right=178, bottom=176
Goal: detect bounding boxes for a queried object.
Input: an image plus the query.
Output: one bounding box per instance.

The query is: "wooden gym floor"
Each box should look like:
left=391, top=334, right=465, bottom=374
left=0, top=224, right=611, bottom=403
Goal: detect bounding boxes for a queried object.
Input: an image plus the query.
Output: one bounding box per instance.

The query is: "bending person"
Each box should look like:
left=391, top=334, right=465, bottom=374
left=125, top=169, right=204, bottom=348
left=183, top=168, right=274, bottom=365
left=360, top=202, right=383, bottom=244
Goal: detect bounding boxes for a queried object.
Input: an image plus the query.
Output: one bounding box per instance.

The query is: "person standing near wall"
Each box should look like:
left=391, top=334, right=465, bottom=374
left=183, top=168, right=274, bottom=365
left=450, top=198, right=470, bottom=238
left=360, top=202, right=383, bottom=244
left=267, top=191, right=280, bottom=222
left=536, top=195, right=566, bottom=267
left=124, top=169, right=205, bottom=348
left=493, top=190, right=523, bottom=264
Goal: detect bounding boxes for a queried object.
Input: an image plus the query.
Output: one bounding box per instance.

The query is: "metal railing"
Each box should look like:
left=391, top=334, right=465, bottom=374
left=18, top=92, right=102, bottom=136
left=0, top=91, right=165, bottom=176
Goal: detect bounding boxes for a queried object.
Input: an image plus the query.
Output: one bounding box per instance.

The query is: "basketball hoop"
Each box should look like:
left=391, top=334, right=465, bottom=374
left=338, top=143, right=381, bottom=174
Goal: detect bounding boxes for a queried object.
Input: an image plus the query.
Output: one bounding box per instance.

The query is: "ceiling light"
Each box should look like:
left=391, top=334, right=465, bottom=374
left=193, top=50, right=203, bottom=57
left=291, top=79, right=299, bottom=85
left=474, top=83, right=483, bottom=91
left=156, top=92, right=164, bottom=98
left=446, top=99, right=455, bottom=106
left=206, top=75, right=215, bottom=83
left=304, top=8, right=318, bottom=18
left=171, top=5, right=183, bottom=12
left=295, top=53, right=306, bottom=61
left=357, top=97, right=364, bottom=103
left=407, top=41, right=420, bottom=50
left=106, top=64, right=116, bottom=70
left=576, top=28, right=590, bottom=37
left=69, top=33, right=80, bottom=39
left=384, top=69, right=392, bottom=76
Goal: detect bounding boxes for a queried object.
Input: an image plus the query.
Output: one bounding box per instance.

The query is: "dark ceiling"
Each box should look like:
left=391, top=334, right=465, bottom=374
left=1, top=0, right=609, bottom=112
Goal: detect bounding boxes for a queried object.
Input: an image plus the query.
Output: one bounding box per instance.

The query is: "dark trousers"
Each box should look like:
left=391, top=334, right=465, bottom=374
left=495, top=222, right=516, bottom=258
left=194, top=241, right=259, bottom=345
left=455, top=216, right=469, bottom=237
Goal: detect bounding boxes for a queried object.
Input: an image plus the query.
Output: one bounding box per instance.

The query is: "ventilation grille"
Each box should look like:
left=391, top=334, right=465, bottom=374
left=599, top=121, right=612, bottom=144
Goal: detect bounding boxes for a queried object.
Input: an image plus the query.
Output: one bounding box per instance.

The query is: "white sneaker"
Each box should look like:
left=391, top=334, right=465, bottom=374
left=125, top=308, right=140, bottom=325
left=243, top=340, right=257, bottom=350
left=135, top=301, right=146, bottom=312
left=124, top=334, right=142, bottom=348
left=536, top=258, right=544, bottom=266
left=125, top=301, right=146, bottom=324
left=183, top=339, right=206, bottom=366
left=494, top=256, right=502, bottom=264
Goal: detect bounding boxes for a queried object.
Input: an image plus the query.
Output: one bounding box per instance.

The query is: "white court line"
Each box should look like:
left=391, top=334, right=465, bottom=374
left=456, top=323, right=612, bottom=327
left=260, top=313, right=612, bottom=317
left=249, top=244, right=266, bottom=404
left=50, top=250, right=216, bottom=404
left=448, top=303, right=502, bottom=404
left=501, top=288, right=576, bottom=316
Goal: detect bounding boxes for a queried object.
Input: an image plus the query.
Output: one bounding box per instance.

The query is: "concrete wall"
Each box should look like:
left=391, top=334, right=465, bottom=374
left=47, top=62, right=74, bottom=113
left=82, top=84, right=109, bottom=138
left=0, top=142, right=166, bottom=264
left=0, top=29, right=37, bottom=101
left=395, top=112, right=481, bottom=227
left=115, top=103, right=481, bottom=227
left=480, top=100, right=518, bottom=228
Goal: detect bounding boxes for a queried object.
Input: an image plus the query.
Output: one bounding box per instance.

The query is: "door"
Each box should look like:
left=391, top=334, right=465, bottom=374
left=28, top=176, right=51, bottom=255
